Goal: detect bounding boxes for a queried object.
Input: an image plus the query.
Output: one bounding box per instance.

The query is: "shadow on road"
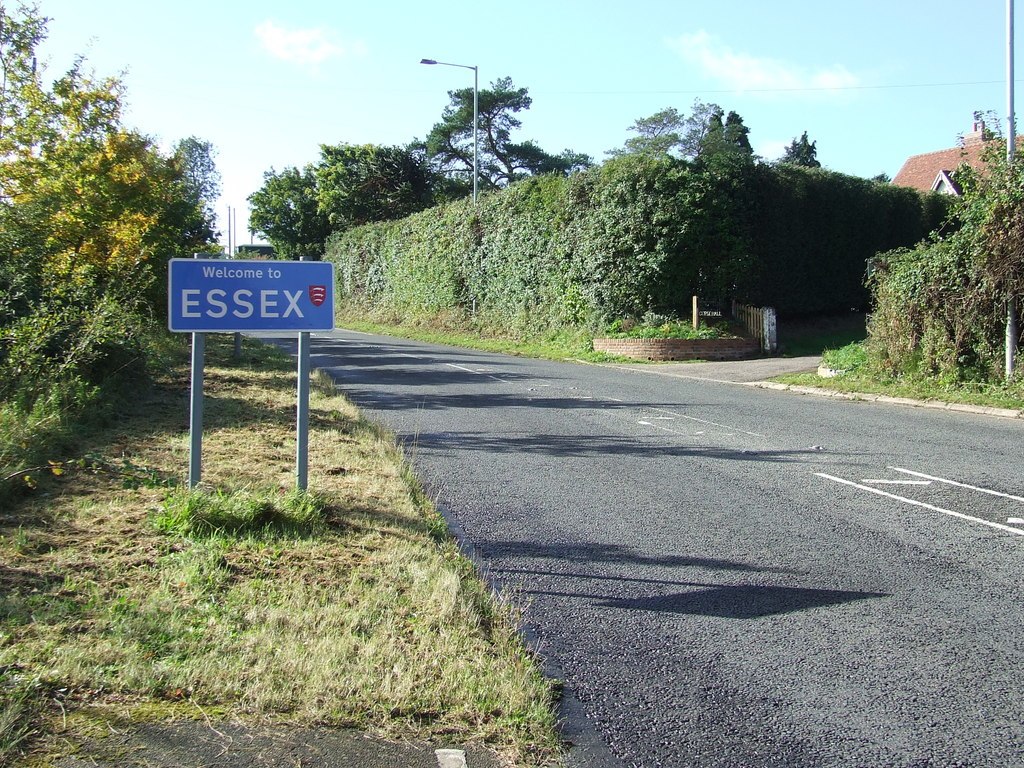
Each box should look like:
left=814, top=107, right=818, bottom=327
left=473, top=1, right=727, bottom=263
left=481, top=540, right=887, bottom=620
left=409, top=430, right=842, bottom=463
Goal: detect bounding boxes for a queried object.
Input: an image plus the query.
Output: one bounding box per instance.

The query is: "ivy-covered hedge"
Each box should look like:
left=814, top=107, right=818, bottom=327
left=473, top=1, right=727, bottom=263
left=326, top=155, right=947, bottom=331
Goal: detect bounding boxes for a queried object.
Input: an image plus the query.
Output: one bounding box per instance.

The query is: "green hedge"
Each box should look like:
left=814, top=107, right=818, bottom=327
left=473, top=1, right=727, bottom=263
left=326, top=156, right=947, bottom=331
left=740, top=164, right=949, bottom=315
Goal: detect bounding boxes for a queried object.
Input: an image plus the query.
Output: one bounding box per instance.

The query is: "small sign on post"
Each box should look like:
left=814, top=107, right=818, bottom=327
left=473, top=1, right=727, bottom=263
left=692, top=295, right=724, bottom=329
left=168, top=258, right=335, bottom=489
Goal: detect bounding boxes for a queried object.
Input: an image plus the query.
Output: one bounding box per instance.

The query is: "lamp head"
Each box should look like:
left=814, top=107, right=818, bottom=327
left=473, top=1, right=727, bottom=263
left=420, top=59, right=437, bottom=65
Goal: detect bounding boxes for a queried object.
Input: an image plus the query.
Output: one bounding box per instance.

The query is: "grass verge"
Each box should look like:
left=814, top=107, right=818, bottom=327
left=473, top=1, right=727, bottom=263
left=774, top=368, right=1024, bottom=411
left=0, top=335, right=561, bottom=767
left=335, top=309, right=630, bottom=363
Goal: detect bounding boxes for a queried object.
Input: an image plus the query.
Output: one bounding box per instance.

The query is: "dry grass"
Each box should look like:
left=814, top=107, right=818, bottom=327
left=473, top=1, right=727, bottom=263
left=0, top=336, right=561, bottom=766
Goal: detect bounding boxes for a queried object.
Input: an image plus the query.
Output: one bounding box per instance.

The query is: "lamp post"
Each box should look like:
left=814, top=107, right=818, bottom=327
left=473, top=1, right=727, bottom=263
left=420, top=58, right=478, bottom=203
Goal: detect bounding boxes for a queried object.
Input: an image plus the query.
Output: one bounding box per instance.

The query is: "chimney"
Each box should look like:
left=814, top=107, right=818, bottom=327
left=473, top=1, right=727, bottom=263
left=964, top=119, right=987, bottom=146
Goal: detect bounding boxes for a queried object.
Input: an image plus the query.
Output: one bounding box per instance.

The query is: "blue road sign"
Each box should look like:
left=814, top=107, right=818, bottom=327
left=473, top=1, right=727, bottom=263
left=168, top=258, right=335, bottom=333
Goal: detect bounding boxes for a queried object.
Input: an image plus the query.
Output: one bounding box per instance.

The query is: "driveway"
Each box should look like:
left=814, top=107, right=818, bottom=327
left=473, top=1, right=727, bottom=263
left=603, top=354, right=821, bottom=383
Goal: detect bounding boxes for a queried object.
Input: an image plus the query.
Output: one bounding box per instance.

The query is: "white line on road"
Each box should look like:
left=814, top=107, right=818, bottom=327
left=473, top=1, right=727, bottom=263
left=444, top=362, right=509, bottom=384
left=889, top=467, right=1024, bottom=504
left=648, top=407, right=766, bottom=438
left=816, top=473, right=1024, bottom=537
left=638, top=420, right=731, bottom=438
left=862, top=479, right=932, bottom=486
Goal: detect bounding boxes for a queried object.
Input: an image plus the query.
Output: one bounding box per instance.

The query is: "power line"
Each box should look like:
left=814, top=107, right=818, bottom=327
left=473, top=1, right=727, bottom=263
left=535, top=79, right=1010, bottom=97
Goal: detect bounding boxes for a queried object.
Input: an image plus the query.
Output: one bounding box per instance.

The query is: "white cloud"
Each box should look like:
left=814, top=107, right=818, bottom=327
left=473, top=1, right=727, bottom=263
left=254, top=20, right=365, bottom=69
left=668, top=30, right=859, bottom=96
left=756, top=139, right=790, bottom=162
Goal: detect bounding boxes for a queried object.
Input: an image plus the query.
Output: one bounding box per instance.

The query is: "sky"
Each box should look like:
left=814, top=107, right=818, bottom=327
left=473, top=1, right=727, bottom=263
left=33, top=0, right=1021, bottom=249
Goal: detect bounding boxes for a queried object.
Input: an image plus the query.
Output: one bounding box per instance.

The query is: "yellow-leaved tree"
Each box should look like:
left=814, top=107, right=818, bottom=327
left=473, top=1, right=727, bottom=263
left=0, top=4, right=219, bottom=448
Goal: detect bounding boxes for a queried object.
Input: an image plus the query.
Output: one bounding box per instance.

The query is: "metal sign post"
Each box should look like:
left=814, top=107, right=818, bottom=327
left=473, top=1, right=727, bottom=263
left=188, top=330, right=205, bottom=487
left=168, top=258, right=335, bottom=489
left=296, top=255, right=311, bottom=491
left=296, top=329, right=311, bottom=490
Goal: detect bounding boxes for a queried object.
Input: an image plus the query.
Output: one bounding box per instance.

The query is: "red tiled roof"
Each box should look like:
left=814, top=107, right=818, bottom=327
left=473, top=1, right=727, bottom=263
left=891, top=143, right=989, bottom=193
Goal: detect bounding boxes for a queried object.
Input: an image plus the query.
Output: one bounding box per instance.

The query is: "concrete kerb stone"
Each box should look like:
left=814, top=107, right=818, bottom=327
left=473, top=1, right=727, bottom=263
left=746, top=380, right=1024, bottom=420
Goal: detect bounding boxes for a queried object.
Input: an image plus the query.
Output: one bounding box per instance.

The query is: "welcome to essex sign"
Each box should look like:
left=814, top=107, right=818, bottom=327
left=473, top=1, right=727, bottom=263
left=168, top=258, right=335, bottom=333
left=168, top=257, right=335, bottom=491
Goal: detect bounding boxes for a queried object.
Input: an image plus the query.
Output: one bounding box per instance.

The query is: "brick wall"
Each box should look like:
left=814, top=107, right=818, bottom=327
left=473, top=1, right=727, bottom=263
left=592, top=337, right=760, bottom=362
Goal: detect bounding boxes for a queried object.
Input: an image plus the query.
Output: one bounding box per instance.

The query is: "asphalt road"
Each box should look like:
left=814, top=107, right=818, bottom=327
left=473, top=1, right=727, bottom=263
left=285, top=330, right=1024, bottom=768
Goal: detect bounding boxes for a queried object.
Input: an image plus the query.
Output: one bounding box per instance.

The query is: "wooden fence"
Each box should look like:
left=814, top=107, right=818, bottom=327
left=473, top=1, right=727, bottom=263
left=731, top=300, right=778, bottom=354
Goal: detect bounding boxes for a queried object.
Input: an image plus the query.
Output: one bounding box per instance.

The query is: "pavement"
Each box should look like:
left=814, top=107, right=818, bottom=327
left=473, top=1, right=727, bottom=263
left=605, top=354, right=822, bottom=383
left=53, top=721, right=509, bottom=767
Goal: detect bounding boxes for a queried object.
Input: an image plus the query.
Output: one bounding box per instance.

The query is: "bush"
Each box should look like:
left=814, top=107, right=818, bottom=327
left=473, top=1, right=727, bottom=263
left=864, top=141, right=1024, bottom=385
left=604, top=313, right=729, bottom=340
left=866, top=242, right=1005, bottom=383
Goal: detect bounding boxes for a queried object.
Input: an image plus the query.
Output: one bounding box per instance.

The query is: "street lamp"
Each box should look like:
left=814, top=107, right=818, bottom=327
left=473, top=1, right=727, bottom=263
left=420, top=58, right=478, bottom=203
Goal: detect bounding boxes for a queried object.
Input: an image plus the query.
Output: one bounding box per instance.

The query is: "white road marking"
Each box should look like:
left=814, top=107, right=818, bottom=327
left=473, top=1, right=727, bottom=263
left=889, top=467, right=1024, bottom=504
left=638, top=420, right=727, bottom=438
left=1010, top=518, right=1024, bottom=525
left=862, top=479, right=932, bottom=486
left=445, top=363, right=485, bottom=374
left=816, top=473, right=1024, bottom=537
left=648, top=407, right=766, bottom=438
left=444, top=362, right=509, bottom=384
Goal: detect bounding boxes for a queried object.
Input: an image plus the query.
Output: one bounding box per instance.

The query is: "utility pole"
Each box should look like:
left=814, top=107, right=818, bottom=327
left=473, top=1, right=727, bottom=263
left=1008, top=0, right=1018, bottom=378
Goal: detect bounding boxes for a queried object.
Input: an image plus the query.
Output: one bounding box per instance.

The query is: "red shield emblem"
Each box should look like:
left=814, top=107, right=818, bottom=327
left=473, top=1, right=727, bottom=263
left=308, top=285, right=327, bottom=307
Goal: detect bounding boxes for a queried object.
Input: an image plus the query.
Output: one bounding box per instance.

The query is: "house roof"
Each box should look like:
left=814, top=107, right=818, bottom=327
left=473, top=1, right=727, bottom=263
left=891, top=142, right=989, bottom=193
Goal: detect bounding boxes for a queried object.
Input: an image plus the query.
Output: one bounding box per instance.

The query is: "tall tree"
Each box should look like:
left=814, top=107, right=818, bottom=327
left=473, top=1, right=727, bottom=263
left=678, top=100, right=731, bottom=158
left=315, top=142, right=435, bottom=230
left=697, top=108, right=754, bottom=161
left=424, top=76, right=591, bottom=192
left=172, top=136, right=221, bottom=244
left=610, top=100, right=745, bottom=160
left=608, top=107, right=686, bottom=158
left=247, top=165, right=329, bottom=260
left=780, top=131, right=821, bottom=168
